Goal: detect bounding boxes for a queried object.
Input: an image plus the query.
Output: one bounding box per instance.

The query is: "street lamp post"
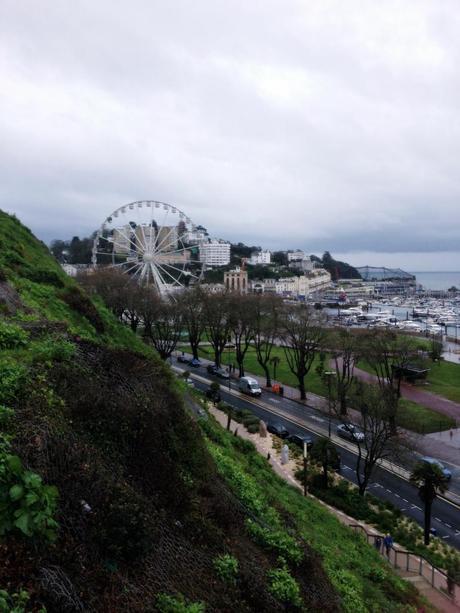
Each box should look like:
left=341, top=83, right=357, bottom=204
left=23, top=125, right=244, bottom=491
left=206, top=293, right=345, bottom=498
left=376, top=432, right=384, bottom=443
left=303, top=441, right=308, bottom=497
left=324, top=371, right=336, bottom=438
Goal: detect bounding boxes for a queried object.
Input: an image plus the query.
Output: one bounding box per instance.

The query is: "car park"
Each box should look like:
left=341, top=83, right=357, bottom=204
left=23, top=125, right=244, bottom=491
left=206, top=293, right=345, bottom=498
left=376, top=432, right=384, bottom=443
left=267, top=423, right=289, bottom=438
left=336, top=423, right=365, bottom=443
left=189, top=358, right=201, bottom=368
left=287, top=433, right=313, bottom=450
left=420, top=457, right=452, bottom=481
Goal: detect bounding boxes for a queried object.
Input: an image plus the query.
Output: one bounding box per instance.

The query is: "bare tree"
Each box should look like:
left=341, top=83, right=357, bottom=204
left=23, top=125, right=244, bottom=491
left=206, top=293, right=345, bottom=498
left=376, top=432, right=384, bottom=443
left=346, top=382, right=403, bottom=496
left=229, top=294, right=256, bottom=377
left=328, top=329, right=359, bottom=416
left=360, top=330, right=416, bottom=433
left=252, top=294, right=283, bottom=387
left=78, top=268, right=129, bottom=321
left=179, top=287, right=206, bottom=360
left=201, top=292, right=231, bottom=367
left=280, top=305, right=325, bottom=400
left=140, top=294, right=182, bottom=360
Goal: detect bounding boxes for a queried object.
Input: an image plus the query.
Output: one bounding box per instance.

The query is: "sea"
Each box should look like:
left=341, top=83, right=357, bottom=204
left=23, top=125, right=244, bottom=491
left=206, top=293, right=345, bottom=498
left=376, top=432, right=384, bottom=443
left=410, top=271, right=460, bottom=291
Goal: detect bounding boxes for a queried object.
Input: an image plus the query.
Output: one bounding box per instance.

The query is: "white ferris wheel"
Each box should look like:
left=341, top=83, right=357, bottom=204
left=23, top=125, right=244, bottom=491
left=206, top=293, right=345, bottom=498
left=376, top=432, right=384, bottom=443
left=92, top=200, right=205, bottom=294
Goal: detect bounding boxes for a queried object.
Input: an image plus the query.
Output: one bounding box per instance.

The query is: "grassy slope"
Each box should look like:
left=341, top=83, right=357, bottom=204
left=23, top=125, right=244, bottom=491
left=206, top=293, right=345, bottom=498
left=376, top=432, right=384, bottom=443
left=201, top=413, right=431, bottom=613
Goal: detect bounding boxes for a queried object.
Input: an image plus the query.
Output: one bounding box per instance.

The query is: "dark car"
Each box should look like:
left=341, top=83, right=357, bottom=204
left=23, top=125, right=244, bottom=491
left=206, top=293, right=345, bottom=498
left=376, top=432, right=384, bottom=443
left=189, top=358, right=202, bottom=368
left=215, top=367, right=230, bottom=380
left=287, top=433, right=313, bottom=450
left=177, top=354, right=189, bottom=364
left=207, top=364, right=219, bottom=375
left=267, top=423, right=289, bottom=438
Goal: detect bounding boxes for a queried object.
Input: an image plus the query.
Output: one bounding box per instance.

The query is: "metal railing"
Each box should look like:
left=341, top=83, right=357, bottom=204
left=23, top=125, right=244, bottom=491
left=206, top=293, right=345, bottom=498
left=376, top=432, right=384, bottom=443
left=349, top=524, right=459, bottom=604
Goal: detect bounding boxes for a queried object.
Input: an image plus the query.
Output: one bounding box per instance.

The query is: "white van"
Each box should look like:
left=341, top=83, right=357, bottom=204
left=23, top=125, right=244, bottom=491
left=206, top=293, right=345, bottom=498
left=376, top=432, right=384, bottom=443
left=238, top=376, right=262, bottom=397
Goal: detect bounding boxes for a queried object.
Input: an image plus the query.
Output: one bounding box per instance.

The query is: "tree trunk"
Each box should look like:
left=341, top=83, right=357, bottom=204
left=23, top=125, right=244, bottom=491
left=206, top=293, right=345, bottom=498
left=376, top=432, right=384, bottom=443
left=339, top=395, right=347, bottom=416
left=263, top=364, right=271, bottom=387
left=238, top=363, right=244, bottom=377
left=190, top=342, right=199, bottom=360
left=424, top=500, right=432, bottom=545
left=299, top=379, right=306, bottom=400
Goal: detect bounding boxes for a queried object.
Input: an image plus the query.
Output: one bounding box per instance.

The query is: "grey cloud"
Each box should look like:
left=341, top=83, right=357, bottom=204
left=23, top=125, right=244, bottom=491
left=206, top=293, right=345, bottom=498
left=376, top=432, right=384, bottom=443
left=1, top=0, right=460, bottom=266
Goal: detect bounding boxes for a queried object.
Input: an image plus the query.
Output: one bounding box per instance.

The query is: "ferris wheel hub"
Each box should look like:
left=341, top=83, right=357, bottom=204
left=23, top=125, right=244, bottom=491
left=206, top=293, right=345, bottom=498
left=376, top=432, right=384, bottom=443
left=142, top=251, right=154, bottom=263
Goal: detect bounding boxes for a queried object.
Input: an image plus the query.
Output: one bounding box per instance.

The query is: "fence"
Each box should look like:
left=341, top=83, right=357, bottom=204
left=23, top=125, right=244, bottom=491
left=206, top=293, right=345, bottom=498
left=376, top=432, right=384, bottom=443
left=349, top=524, right=459, bottom=605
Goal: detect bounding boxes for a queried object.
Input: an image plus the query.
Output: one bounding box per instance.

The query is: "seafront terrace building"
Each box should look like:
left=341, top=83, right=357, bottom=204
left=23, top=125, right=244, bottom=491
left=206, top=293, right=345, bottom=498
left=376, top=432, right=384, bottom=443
left=224, top=267, right=248, bottom=294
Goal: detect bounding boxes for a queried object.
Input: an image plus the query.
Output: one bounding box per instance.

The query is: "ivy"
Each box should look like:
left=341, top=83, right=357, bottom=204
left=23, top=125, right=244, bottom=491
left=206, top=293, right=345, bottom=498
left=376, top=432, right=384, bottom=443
left=213, top=554, right=239, bottom=585
left=0, top=321, right=28, bottom=350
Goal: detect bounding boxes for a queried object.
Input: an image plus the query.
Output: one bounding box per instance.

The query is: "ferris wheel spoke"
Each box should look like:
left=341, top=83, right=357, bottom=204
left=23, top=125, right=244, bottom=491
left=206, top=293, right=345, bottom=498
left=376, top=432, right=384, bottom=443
left=160, top=261, right=199, bottom=280
left=155, top=262, right=182, bottom=286
left=153, top=224, right=178, bottom=254
left=111, top=226, right=139, bottom=253
left=124, top=261, right=144, bottom=276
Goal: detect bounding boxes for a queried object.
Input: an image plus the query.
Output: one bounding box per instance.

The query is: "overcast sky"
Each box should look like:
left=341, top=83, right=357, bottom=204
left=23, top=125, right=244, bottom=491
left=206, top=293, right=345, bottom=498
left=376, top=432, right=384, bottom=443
left=1, top=1, right=460, bottom=270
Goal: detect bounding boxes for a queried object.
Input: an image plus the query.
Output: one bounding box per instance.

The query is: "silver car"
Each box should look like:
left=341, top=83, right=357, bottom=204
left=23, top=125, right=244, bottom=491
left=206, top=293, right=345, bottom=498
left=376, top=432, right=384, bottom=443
left=336, top=423, right=365, bottom=443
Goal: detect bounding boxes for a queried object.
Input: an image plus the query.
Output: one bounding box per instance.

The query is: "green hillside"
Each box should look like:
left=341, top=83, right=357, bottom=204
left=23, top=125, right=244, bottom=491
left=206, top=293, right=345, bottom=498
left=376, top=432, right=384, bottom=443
left=0, top=209, right=430, bottom=611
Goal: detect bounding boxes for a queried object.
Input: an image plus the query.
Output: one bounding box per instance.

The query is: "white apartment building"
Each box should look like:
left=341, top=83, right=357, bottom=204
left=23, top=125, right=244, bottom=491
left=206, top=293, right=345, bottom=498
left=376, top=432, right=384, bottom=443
left=199, top=240, right=231, bottom=267
left=249, top=250, right=271, bottom=265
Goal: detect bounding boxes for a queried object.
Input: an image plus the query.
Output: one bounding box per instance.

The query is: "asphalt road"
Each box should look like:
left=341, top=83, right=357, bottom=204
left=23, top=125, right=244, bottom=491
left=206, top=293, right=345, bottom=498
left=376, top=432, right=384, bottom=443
left=175, top=358, right=460, bottom=550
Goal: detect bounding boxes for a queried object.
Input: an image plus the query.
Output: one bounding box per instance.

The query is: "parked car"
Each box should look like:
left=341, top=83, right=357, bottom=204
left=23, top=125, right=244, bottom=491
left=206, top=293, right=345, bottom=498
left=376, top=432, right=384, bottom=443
left=267, top=423, right=289, bottom=438
left=207, top=364, right=219, bottom=375
left=214, top=367, right=230, bottom=380
left=177, top=354, right=189, bottom=364
left=189, top=358, right=202, bottom=368
left=238, top=376, right=262, bottom=397
left=336, top=423, right=365, bottom=443
left=287, top=433, right=313, bottom=450
left=420, top=457, right=452, bottom=481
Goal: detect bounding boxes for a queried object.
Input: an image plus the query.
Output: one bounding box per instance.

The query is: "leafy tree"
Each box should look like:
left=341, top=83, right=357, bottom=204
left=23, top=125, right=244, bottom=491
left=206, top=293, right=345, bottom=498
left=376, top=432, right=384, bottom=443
left=271, top=251, right=288, bottom=266
left=410, top=460, right=449, bottom=545
left=280, top=305, right=325, bottom=400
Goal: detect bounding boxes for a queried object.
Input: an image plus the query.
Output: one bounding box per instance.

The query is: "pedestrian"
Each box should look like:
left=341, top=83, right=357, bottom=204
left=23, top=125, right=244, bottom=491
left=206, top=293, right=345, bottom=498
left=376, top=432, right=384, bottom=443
left=383, top=534, right=393, bottom=557
left=374, top=536, right=382, bottom=552
left=450, top=430, right=454, bottom=441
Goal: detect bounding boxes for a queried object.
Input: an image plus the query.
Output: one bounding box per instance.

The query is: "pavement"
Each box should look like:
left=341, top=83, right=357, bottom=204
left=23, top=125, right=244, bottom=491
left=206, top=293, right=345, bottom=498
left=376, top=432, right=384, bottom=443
left=209, top=404, right=460, bottom=612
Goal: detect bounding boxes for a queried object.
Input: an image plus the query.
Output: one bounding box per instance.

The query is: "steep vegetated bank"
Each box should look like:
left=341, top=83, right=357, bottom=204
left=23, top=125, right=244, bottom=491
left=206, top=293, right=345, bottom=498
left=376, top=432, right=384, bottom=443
left=0, top=210, right=429, bottom=611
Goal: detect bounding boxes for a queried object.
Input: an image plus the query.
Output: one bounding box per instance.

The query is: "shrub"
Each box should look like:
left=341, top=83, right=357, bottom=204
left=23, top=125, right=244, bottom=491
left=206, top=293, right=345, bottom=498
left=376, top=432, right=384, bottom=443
left=213, top=553, right=239, bottom=585
left=0, top=321, right=28, bottom=350
left=23, top=268, right=65, bottom=287
left=155, top=593, right=205, bottom=613
left=60, top=286, right=105, bottom=333
left=246, top=423, right=259, bottom=434
left=0, top=405, right=14, bottom=428
left=0, top=444, right=59, bottom=541
left=0, top=359, right=27, bottom=404
left=91, top=483, right=154, bottom=561
left=246, top=520, right=303, bottom=564
left=0, top=588, right=31, bottom=613
left=267, top=566, right=302, bottom=608
left=31, top=338, right=76, bottom=363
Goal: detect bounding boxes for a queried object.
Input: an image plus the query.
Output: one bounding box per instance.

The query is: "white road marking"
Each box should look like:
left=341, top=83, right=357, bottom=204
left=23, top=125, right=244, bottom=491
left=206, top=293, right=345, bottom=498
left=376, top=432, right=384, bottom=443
left=435, top=517, right=442, bottom=522
left=395, top=493, right=400, bottom=498
left=386, top=489, right=392, bottom=493
left=445, top=523, right=452, bottom=528
left=269, top=398, right=280, bottom=404
left=442, top=535, right=450, bottom=540
left=403, top=498, right=409, bottom=503
left=411, top=505, right=422, bottom=511
left=309, top=415, right=325, bottom=423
